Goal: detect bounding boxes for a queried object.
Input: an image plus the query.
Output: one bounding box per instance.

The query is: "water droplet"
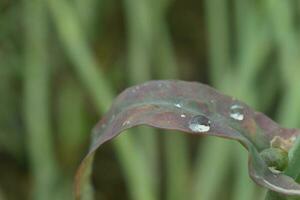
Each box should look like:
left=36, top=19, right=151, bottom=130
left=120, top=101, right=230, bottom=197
left=210, top=99, right=216, bottom=104
left=122, top=120, right=131, bottom=126
left=181, top=114, right=186, bottom=118
left=268, top=167, right=282, bottom=174
left=188, top=115, right=211, bottom=133
left=132, top=86, right=140, bottom=93
left=175, top=103, right=182, bottom=108
left=230, top=104, right=244, bottom=121
left=290, top=135, right=298, bottom=142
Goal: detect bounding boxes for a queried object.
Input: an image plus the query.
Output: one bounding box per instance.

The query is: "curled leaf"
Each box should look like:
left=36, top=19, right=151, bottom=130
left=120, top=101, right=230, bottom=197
left=75, top=80, right=300, bottom=199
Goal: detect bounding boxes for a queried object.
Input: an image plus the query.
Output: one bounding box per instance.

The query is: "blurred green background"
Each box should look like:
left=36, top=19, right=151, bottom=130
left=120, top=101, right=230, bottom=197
left=1, top=0, right=300, bottom=199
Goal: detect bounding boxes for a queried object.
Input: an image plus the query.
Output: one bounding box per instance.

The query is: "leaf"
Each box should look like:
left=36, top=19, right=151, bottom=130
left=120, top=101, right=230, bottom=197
left=75, top=80, right=300, bottom=199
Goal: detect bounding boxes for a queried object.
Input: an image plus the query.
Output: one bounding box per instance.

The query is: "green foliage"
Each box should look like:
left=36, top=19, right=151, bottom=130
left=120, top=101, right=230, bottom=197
left=1, top=0, right=300, bottom=200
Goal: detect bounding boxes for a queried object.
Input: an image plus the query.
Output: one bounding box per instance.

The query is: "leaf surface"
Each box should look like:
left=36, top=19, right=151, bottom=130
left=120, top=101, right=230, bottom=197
left=75, top=80, right=300, bottom=199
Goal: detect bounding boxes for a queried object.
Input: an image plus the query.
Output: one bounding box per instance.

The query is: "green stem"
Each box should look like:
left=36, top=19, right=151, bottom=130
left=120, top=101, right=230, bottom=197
left=204, top=0, right=231, bottom=86
left=232, top=145, right=257, bottom=200
left=23, top=0, right=59, bottom=199
left=265, top=191, right=286, bottom=200
left=164, top=131, right=189, bottom=200
left=123, top=0, right=160, bottom=196
left=46, top=1, right=156, bottom=200
left=192, top=138, right=232, bottom=200
left=57, top=77, right=87, bottom=170
left=149, top=2, right=190, bottom=199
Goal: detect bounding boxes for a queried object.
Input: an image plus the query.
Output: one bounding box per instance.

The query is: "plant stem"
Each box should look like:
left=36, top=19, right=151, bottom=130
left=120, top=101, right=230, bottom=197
left=123, top=1, right=159, bottom=196
left=57, top=77, right=87, bottom=170
left=23, top=0, right=59, bottom=199
left=192, top=138, right=233, bottom=200
left=264, top=191, right=286, bottom=200
left=204, top=0, right=231, bottom=87
left=46, top=1, right=156, bottom=200
left=149, top=2, right=190, bottom=198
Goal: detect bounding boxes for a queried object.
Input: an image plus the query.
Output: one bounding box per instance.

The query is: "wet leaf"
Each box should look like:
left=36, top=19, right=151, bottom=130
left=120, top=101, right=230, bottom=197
left=75, top=80, right=300, bottom=199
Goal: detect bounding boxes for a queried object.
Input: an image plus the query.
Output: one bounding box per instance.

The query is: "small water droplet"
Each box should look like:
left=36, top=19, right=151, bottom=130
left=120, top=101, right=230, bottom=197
left=268, top=167, right=282, bottom=174
left=132, top=86, right=140, bottom=93
left=188, top=115, right=211, bottom=133
left=122, top=120, right=131, bottom=126
left=230, top=104, right=244, bottom=121
left=290, top=135, right=298, bottom=142
left=181, top=114, right=186, bottom=118
left=175, top=103, right=182, bottom=108
left=210, top=99, right=216, bottom=103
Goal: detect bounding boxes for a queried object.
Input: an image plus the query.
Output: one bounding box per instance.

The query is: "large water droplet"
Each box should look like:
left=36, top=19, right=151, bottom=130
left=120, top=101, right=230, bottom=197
left=230, top=104, right=244, bottom=121
left=188, top=115, right=211, bottom=133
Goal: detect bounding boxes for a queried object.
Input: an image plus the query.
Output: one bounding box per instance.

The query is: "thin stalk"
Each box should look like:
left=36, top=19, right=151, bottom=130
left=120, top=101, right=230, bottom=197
left=203, top=1, right=271, bottom=199
left=192, top=138, right=233, bottom=200
left=23, top=0, right=59, bottom=199
left=264, top=192, right=286, bottom=200
left=193, top=1, right=233, bottom=199
left=57, top=77, right=87, bottom=170
left=264, top=2, right=300, bottom=199
left=264, top=0, right=300, bottom=127
left=149, top=2, right=190, bottom=199
left=123, top=0, right=159, bottom=197
left=156, top=32, right=190, bottom=200
left=234, top=0, right=250, bottom=52
left=227, top=3, right=271, bottom=200
left=123, top=0, right=153, bottom=82
left=204, top=0, right=231, bottom=86
left=46, top=0, right=113, bottom=110
left=46, top=1, right=155, bottom=200
left=74, top=0, right=98, bottom=33
left=164, top=132, right=189, bottom=200
left=231, top=144, right=256, bottom=200
left=277, top=89, right=300, bottom=127
left=258, top=188, right=268, bottom=200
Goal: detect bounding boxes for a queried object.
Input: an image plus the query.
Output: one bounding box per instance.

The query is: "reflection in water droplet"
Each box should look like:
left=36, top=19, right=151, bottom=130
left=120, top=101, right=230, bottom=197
left=188, top=115, right=211, bottom=133
left=230, top=104, right=244, bottom=121
left=122, top=120, right=131, bottom=126
left=268, top=167, right=282, bottom=174
left=175, top=103, right=182, bottom=108
left=290, top=135, right=298, bottom=142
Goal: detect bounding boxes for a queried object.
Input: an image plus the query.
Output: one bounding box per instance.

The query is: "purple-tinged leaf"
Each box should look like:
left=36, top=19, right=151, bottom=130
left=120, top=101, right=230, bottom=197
left=75, top=80, right=300, bottom=199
